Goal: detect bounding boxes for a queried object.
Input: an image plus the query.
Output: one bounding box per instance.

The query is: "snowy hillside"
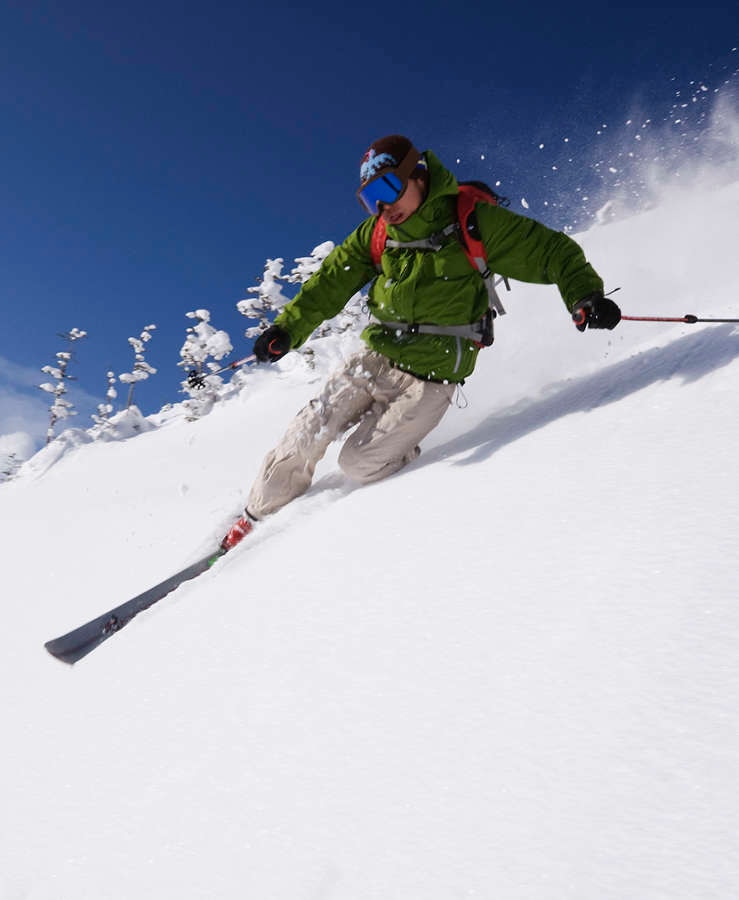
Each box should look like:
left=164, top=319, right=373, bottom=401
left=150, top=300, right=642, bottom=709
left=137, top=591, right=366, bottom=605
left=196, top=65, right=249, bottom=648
left=2, top=176, right=739, bottom=899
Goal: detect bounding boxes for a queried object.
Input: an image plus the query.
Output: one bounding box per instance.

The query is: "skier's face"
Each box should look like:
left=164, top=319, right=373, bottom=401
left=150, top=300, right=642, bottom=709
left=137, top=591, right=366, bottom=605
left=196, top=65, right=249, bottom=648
left=379, top=176, right=425, bottom=226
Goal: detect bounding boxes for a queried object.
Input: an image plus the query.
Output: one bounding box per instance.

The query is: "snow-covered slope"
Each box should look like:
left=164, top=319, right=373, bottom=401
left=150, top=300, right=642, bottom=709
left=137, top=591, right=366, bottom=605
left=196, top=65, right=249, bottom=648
left=2, top=179, right=738, bottom=899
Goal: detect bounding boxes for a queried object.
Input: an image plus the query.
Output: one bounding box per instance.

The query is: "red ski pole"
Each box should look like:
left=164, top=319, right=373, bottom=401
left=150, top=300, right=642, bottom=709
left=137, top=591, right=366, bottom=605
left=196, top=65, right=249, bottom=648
left=620, top=314, right=739, bottom=324
left=573, top=310, right=739, bottom=327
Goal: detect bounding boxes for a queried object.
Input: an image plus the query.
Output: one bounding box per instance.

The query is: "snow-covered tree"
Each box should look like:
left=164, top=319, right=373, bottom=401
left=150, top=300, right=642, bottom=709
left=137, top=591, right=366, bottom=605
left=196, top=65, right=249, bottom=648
left=284, top=241, right=335, bottom=286
left=178, top=309, right=233, bottom=419
left=237, top=258, right=292, bottom=339
left=283, top=241, right=365, bottom=339
left=1, top=452, right=21, bottom=483
left=119, top=324, right=157, bottom=409
left=287, top=242, right=367, bottom=362
left=91, top=371, right=118, bottom=428
left=236, top=243, right=365, bottom=370
left=38, top=328, right=88, bottom=444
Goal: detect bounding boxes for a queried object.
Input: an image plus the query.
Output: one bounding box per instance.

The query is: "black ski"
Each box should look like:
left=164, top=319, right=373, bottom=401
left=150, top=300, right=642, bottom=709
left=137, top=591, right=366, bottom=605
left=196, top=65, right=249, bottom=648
left=45, top=546, right=227, bottom=665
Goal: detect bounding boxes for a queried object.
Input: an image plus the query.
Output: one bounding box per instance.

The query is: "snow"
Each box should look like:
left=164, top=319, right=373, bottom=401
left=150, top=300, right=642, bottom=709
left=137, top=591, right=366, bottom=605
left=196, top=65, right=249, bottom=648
left=1, top=175, right=739, bottom=897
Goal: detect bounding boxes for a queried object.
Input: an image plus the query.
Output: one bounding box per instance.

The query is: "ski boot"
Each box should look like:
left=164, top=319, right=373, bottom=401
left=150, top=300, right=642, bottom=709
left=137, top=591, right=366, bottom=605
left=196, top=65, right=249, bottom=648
left=220, top=512, right=256, bottom=551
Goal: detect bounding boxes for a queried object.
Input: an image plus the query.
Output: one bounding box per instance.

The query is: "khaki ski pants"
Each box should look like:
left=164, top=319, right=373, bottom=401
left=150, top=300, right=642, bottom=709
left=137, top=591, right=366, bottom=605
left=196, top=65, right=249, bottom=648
left=247, top=350, right=455, bottom=518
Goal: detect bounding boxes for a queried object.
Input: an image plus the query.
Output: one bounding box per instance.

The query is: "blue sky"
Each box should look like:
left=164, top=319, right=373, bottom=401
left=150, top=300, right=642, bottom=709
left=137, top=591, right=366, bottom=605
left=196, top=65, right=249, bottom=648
left=1, top=0, right=737, bottom=446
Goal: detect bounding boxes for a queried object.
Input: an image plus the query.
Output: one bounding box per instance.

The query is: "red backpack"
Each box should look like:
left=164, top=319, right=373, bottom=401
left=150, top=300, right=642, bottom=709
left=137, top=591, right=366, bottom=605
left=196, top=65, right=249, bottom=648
left=369, top=181, right=510, bottom=323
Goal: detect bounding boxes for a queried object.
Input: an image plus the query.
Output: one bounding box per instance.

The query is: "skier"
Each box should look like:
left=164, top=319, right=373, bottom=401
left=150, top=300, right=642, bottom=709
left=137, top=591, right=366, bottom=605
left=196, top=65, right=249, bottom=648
left=222, top=134, right=620, bottom=548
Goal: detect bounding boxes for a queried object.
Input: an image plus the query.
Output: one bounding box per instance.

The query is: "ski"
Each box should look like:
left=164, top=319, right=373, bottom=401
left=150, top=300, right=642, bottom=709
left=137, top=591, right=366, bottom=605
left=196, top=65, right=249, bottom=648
left=44, top=546, right=227, bottom=665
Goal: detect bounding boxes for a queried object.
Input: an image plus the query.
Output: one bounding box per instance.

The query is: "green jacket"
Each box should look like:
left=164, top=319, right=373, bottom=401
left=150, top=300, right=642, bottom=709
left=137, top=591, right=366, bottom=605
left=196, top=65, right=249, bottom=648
left=276, top=150, right=603, bottom=383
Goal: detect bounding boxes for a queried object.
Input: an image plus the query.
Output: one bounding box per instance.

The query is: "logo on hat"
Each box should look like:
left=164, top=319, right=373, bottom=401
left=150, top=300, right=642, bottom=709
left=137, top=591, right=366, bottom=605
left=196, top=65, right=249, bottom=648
left=360, top=149, right=398, bottom=184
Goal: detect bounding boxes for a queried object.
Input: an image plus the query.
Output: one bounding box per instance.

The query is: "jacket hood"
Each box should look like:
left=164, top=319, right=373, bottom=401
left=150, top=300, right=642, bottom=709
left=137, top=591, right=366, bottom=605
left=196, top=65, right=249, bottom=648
left=385, top=150, right=459, bottom=241
left=422, top=150, right=459, bottom=203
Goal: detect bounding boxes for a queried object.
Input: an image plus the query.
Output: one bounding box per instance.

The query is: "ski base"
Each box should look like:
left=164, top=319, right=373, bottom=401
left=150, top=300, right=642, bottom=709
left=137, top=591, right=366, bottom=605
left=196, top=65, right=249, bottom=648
left=45, top=547, right=226, bottom=665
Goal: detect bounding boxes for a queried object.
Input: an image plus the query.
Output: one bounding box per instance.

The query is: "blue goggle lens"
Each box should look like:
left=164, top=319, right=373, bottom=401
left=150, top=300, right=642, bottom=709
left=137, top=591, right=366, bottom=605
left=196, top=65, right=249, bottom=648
left=357, top=172, right=405, bottom=214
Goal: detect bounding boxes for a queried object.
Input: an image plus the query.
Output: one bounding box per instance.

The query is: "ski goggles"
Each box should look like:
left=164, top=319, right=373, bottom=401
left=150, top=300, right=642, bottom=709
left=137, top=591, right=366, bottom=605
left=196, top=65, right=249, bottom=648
left=356, top=147, right=421, bottom=214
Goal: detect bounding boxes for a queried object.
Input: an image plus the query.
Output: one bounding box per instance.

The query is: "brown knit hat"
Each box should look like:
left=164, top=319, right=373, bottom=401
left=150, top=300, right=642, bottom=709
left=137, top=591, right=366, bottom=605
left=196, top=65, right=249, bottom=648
left=359, top=134, right=419, bottom=185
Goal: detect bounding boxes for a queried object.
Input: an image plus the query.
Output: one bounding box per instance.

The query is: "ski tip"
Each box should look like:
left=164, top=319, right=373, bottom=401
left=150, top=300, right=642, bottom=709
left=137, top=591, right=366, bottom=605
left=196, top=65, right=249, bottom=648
left=44, top=640, right=78, bottom=665
left=42, top=544, right=229, bottom=666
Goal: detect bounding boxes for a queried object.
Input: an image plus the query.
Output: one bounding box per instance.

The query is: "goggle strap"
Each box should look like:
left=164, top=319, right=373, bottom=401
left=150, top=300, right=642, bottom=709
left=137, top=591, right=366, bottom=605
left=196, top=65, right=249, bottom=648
left=393, top=147, right=422, bottom=182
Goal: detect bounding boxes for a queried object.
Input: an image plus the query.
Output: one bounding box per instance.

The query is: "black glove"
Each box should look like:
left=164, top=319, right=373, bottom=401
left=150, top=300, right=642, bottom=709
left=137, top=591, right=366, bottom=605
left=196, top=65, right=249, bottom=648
left=572, top=293, right=621, bottom=331
left=253, top=325, right=291, bottom=362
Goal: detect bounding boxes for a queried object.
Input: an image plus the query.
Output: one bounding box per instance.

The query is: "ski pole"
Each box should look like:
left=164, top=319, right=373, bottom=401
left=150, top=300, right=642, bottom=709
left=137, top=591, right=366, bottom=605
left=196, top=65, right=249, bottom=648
left=573, top=310, right=739, bottom=328
left=620, top=314, right=739, bottom=324
left=187, top=354, right=257, bottom=389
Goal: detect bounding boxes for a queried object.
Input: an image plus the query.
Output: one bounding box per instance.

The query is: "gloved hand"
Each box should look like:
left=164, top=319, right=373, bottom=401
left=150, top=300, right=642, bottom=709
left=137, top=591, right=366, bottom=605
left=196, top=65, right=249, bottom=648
left=253, top=325, right=291, bottom=362
left=572, top=293, right=622, bottom=331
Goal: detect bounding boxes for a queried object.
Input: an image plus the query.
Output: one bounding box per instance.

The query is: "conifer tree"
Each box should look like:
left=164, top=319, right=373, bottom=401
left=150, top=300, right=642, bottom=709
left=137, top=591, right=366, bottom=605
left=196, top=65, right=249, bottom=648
left=178, top=309, right=233, bottom=419
left=0, top=452, right=21, bottom=482
left=91, top=371, right=118, bottom=427
left=119, top=325, right=157, bottom=409
left=237, top=245, right=364, bottom=371
left=38, top=327, right=88, bottom=444
left=286, top=242, right=364, bottom=339
left=236, top=258, right=291, bottom=339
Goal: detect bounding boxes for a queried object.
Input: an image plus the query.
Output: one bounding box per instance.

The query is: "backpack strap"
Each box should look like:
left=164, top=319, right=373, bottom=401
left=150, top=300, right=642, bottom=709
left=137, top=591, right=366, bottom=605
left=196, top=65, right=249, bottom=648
left=456, top=184, right=508, bottom=316
left=370, top=220, right=459, bottom=267
left=386, top=222, right=459, bottom=252
left=370, top=217, right=387, bottom=270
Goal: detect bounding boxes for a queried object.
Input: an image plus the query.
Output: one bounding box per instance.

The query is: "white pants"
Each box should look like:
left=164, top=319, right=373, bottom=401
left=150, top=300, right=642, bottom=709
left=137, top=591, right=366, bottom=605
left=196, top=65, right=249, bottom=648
left=247, top=350, right=455, bottom=518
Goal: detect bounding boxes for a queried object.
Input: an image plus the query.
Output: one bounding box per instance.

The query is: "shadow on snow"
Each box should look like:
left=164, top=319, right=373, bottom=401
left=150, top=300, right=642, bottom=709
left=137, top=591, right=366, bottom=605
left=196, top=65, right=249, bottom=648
left=423, top=325, right=739, bottom=469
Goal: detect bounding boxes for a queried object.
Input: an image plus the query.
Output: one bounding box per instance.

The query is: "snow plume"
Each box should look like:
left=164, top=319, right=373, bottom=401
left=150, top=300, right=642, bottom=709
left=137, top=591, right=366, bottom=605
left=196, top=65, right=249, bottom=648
left=587, top=75, right=739, bottom=226
left=456, top=52, right=738, bottom=231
